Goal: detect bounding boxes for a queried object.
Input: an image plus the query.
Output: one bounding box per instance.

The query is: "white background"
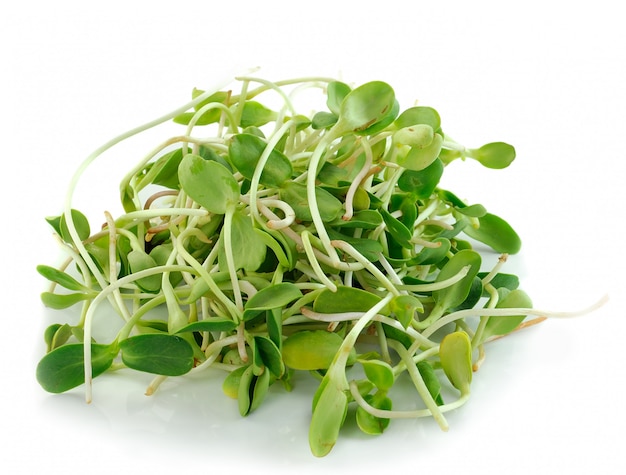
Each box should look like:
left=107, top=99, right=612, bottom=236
left=2, top=1, right=624, bottom=473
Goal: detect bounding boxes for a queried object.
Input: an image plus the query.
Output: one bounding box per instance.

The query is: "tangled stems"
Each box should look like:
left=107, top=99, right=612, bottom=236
left=37, top=75, right=607, bottom=457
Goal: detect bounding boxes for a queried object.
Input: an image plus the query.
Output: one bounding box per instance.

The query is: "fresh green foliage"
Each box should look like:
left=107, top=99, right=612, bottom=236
left=37, top=75, right=569, bottom=457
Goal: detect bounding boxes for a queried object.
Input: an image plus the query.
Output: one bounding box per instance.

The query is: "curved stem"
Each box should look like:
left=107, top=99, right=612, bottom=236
left=388, top=340, right=448, bottom=431
left=422, top=294, right=609, bottom=339
left=223, top=208, right=243, bottom=311
left=64, top=79, right=233, bottom=293
left=306, top=131, right=342, bottom=267
left=249, top=119, right=294, bottom=225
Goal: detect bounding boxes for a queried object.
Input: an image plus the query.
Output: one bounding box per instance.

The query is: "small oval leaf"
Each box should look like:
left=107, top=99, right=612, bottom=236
left=120, top=334, right=194, bottom=376
left=283, top=331, right=350, bottom=371
left=359, top=359, right=395, bottom=391
left=36, top=343, right=116, bottom=394
left=178, top=154, right=239, bottom=214
left=356, top=392, right=392, bottom=435
left=242, top=282, right=302, bottom=321
left=463, top=212, right=522, bottom=254
left=440, top=331, right=473, bottom=395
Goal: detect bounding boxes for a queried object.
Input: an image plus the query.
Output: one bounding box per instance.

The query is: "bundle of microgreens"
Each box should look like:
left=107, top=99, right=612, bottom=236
left=36, top=76, right=606, bottom=457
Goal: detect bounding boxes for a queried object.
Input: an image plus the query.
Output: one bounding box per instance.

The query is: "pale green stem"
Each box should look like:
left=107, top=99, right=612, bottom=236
left=306, top=131, right=342, bottom=267
left=63, top=77, right=232, bottom=292
left=349, top=380, right=470, bottom=420
left=185, top=102, right=238, bottom=136
left=249, top=119, right=294, bottom=225
left=82, top=263, right=202, bottom=403
left=388, top=340, right=448, bottom=431
left=116, top=207, right=208, bottom=228
left=103, top=212, right=132, bottom=323
left=331, top=240, right=401, bottom=296
left=327, top=294, right=394, bottom=387
left=250, top=202, right=363, bottom=271
left=223, top=208, right=243, bottom=311
left=396, top=266, right=470, bottom=292
left=343, top=137, right=373, bottom=220
left=472, top=283, right=499, bottom=350
left=175, top=227, right=240, bottom=320
left=413, top=198, right=441, bottom=227
left=192, top=335, right=240, bottom=372
left=422, top=294, right=609, bottom=339
left=132, top=136, right=227, bottom=191
left=480, top=254, right=509, bottom=286
left=301, top=230, right=337, bottom=292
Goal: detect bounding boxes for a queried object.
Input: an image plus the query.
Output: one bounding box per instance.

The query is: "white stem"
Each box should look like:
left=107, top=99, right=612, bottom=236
left=422, top=294, right=609, bottom=339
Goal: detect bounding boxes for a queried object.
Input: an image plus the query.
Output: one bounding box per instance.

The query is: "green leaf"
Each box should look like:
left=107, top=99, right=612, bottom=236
left=396, top=133, right=443, bottom=171
left=178, top=154, right=239, bottom=214
left=175, top=317, right=237, bottom=334
left=397, top=158, right=444, bottom=199
left=228, top=133, right=293, bottom=187
left=40, top=291, right=91, bottom=309
left=312, top=111, right=338, bottom=130
left=439, top=331, right=473, bottom=395
left=253, top=228, right=294, bottom=270
left=389, top=295, right=423, bottom=329
left=317, top=161, right=349, bottom=186
left=149, top=244, right=182, bottom=287
left=452, top=276, right=483, bottom=312
left=463, top=212, right=522, bottom=254
left=44, top=323, right=73, bottom=352
left=249, top=367, right=271, bottom=413
left=477, top=272, right=520, bottom=295
left=336, top=81, right=396, bottom=134
left=240, top=101, right=277, bottom=128
left=150, top=147, right=186, bottom=189
left=120, top=334, right=194, bottom=376
left=437, top=189, right=486, bottom=217
left=326, top=81, right=351, bottom=115
left=313, top=286, right=383, bottom=314
left=416, top=360, right=444, bottom=405
left=127, top=249, right=161, bottom=293
left=327, top=229, right=384, bottom=262
left=36, top=265, right=90, bottom=292
left=173, top=90, right=228, bottom=125
left=182, top=271, right=231, bottom=303
left=380, top=208, right=413, bottom=249
left=237, top=365, right=255, bottom=416
left=358, top=100, right=400, bottom=136
left=360, top=359, right=394, bottom=391
left=329, top=209, right=383, bottom=229
left=469, top=142, right=516, bottom=169
left=394, top=124, right=435, bottom=148
left=44, top=324, right=62, bottom=352
left=36, top=343, right=116, bottom=394
left=309, top=381, right=348, bottom=457
left=356, top=392, right=392, bottom=435
left=432, top=249, right=482, bottom=311
left=46, top=209, right=91, bottom=243
left=222, top=365, right=247, bottom=399
left=283, top=330, right=353, bottom=371
left=242, top=282, right=302, bottom=321
left=482, top=289, right=532, bottom=340
left=279, top=181, right=343, bottom=222
left=394, top=106, right=441, bottom=131
left=389, top=193, right=417, bottom=229
left=456, top=204, right=487, bottom=218
left=413, top=237, right=451, bottom=266
left=267, top=307, right=282, bottom=349
left=218, top=209, right=267, bottom=273
left=437, top=189, right=467, bottom=208
left=254, top=335, right=285, bottom=377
